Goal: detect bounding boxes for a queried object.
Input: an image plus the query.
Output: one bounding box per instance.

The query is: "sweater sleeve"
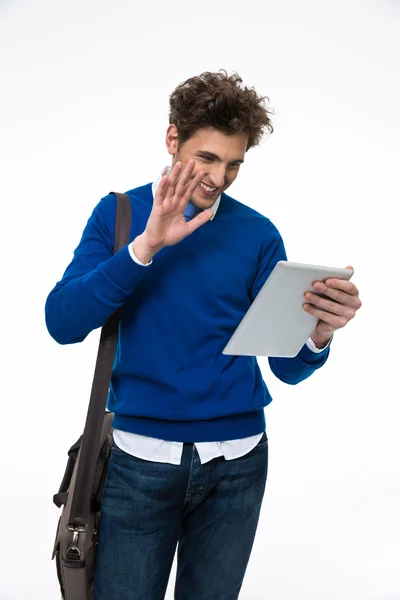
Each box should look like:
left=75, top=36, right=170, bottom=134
left=251, top=219, right=331, bottom=385
left=45, top=193, right=151, bottom=345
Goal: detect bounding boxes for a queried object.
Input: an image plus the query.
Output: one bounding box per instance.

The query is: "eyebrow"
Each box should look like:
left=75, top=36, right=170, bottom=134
left=197, top=151, right=244, bottom=164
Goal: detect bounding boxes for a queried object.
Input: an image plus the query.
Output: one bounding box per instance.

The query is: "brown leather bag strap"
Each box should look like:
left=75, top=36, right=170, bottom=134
left=68, top=192, right=132, bottom=528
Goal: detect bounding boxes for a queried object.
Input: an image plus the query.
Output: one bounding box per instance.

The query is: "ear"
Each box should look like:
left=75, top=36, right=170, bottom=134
left=166, top=124, right=179, bottom=156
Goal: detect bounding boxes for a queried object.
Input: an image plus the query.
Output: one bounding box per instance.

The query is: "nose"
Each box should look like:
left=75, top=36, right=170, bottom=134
left=208, top=165, right=227, bottom=189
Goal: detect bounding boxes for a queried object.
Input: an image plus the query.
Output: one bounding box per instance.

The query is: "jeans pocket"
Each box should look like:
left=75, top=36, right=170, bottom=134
left=111, top=439, right=130, bottom=455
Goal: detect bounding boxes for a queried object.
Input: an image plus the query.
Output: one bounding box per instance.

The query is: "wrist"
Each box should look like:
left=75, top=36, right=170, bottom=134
left=310, top=331, right=333, bottom=349
left=132, top=234, right=160, bottom=264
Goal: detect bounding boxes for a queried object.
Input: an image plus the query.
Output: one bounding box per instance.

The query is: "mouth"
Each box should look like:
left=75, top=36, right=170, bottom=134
left=199, top=182, right=218, bottom=197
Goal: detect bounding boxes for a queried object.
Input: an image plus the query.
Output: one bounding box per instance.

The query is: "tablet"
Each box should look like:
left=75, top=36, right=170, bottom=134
left=222, top=261, right=354, bottom=358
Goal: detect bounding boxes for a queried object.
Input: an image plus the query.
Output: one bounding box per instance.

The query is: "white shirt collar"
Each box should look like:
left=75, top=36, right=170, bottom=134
left=151, top=166, right=220, bottom=221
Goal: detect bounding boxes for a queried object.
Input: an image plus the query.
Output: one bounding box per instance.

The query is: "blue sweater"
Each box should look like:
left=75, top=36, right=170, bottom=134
left=45, top=183, right=330, bottom=442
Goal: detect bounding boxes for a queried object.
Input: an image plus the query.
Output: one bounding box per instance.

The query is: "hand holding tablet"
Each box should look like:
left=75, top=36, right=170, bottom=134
left=223, top=261, right=355, bottom=358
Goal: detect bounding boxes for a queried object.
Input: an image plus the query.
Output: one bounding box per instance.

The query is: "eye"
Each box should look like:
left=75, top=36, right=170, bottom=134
left=200, top=155, right=213, bottom=162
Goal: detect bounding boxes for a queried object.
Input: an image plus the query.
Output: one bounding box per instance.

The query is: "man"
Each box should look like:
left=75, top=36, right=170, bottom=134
left=45, top=70, right=362, bottom=600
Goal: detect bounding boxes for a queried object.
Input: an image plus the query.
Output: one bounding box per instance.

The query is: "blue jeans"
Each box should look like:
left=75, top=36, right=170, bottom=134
left=93, top=432, right=269, bottom=600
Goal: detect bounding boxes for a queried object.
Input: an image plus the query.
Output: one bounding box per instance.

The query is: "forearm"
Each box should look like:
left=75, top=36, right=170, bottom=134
left=45, top=245, right=149, bottom=344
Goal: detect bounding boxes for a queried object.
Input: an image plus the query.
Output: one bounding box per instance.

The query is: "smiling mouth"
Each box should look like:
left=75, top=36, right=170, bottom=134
left=199, top=182, right=218, bottom=195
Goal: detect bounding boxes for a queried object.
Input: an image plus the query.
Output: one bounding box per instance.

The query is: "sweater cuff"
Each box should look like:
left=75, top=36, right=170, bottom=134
left=297, top=336, right=331, bottom=364
left=102, top=244, right=152, bottom=290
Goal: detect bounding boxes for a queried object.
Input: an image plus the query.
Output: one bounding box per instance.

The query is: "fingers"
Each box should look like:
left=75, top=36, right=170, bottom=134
left=153, top=175, right=169, bottom=206
left=312, top=280, right=361, bottom=309
left=164, top=162, right=184, bottom=207
left=175, top=159, right=196, bottom=196
left=181, top=169, right=204, bottom=207
left=324, top=278, right=359, bottom=296
left=303, top=304, right=349, bottom=330
left=304, top=291, right=357, bottom=320
left=154, top=160, right=204, bottom=211
left=173, top=160, right=204, bottom=210
left=166, top=160, right=195, bottom=201
left=153, top=163, right=183, bottom=206
left=304, top=271, right=363, bottom=333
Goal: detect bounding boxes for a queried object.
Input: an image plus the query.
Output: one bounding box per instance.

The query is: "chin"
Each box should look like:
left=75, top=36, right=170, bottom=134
left=193, top=191, right=218, bottom=207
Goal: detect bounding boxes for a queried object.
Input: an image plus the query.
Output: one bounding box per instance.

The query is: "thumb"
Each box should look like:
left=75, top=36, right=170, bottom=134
left=187, top=208, right=213, bottom=233
left=346, top=265, right=354, bottom=270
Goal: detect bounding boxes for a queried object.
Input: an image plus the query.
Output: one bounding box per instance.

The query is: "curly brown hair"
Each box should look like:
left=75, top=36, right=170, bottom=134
left=169, top=70, right=273, bottom=151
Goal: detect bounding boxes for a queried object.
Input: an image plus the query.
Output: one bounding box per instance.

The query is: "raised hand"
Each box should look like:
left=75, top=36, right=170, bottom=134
left=132, top=160, right=213, bottom=263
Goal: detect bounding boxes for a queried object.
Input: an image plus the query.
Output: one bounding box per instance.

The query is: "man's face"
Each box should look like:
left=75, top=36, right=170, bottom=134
left=166, top=126, right=249, bottom=209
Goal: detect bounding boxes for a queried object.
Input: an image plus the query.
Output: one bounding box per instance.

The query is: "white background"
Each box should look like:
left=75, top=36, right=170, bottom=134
left=1, top=0, right=399, bottom=598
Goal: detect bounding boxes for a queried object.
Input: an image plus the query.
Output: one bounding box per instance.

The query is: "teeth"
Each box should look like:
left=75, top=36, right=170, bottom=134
left=200, top=182, right=216, bottom=193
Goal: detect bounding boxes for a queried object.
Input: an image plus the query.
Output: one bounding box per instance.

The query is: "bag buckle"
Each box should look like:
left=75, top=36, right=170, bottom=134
left=66, top=525, right=87, bottom=558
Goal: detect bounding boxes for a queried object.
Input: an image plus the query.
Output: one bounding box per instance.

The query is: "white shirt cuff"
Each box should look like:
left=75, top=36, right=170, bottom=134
left=128, top=242, right=153, bottom=266
left=306, top=335, right=332, bottom=353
